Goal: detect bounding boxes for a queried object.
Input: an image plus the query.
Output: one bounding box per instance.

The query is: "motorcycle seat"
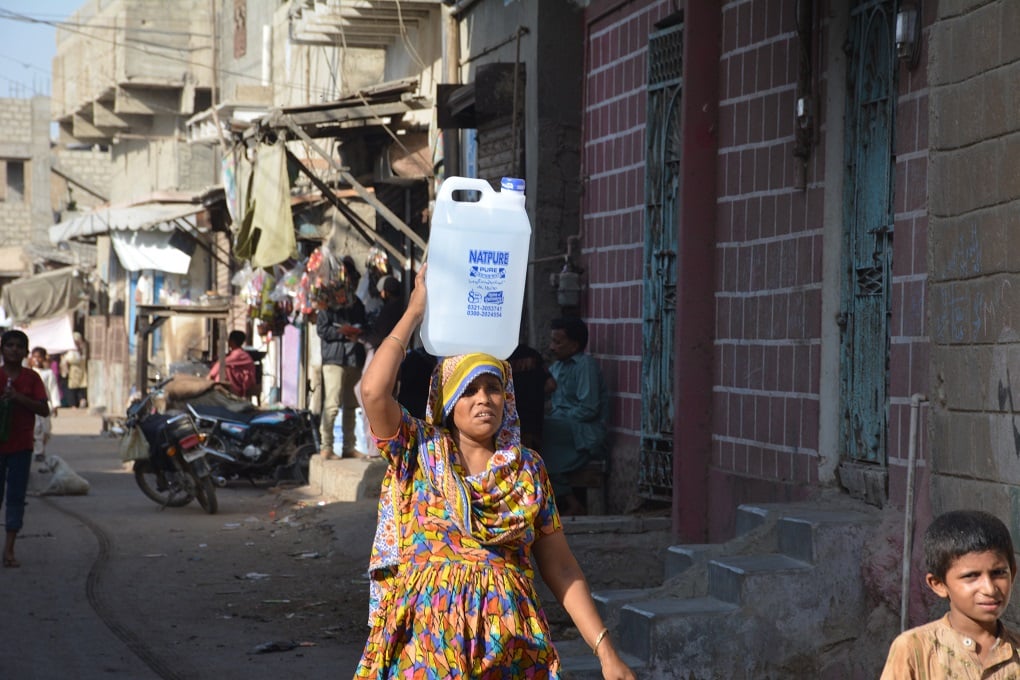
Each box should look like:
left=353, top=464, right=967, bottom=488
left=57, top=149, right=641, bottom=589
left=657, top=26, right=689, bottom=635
left=189, top=404, right=264, bottom=424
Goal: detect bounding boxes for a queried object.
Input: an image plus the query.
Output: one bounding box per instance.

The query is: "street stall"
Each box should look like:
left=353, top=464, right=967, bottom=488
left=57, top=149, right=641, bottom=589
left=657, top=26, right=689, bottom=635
left=134, top=303, right=232, bottom=394
left=208, top=78, right=434, bottom=409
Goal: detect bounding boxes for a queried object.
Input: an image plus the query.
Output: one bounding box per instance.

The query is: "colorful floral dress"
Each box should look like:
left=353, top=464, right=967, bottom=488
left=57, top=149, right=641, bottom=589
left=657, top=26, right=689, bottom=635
left=354, top=405, right=563, bottom=679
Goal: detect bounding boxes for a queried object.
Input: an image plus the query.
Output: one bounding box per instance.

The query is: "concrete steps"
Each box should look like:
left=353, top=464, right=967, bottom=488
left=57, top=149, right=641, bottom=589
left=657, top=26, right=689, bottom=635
left=307, top=454, right=386, bottom=501
left=557, top=637, right=646, bottom=679
left=561, top=500, right=882, bottom=678
left=309, top=457, right=883, bottom=675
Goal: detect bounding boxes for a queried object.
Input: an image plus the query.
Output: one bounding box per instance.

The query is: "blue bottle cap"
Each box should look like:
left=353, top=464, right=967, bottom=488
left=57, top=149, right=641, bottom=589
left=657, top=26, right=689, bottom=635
left=500, top=177, right=526, bottom=193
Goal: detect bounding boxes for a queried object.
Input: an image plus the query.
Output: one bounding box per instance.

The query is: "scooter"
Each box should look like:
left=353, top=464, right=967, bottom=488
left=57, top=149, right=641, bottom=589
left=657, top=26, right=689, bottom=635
left=125, top=379, right=220, bottom=514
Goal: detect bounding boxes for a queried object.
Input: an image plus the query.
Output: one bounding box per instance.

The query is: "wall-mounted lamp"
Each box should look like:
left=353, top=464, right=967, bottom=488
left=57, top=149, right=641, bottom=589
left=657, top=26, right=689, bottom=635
left=895, top=1, right=922, bottom=69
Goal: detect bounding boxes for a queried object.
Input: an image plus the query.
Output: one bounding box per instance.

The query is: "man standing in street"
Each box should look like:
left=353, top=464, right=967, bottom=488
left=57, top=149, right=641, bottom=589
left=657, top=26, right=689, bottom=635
left=316, top=276, right=367, bottom=459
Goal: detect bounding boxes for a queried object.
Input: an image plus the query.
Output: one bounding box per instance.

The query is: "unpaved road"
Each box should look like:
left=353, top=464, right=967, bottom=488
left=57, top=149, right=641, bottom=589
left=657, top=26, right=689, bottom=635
left=2, top=409, right=378, bottom=679
left=2, top=410, right=669, bottom=679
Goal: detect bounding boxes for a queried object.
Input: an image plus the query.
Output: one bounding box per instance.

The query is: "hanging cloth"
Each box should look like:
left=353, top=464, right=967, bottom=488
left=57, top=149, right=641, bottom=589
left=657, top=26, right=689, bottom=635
left=234, top=140, right=296, bottom=267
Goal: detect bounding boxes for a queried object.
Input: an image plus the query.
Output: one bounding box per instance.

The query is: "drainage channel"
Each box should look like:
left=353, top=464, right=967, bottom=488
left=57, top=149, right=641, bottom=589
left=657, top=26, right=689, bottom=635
left=42, top=497, right=187, bottom=680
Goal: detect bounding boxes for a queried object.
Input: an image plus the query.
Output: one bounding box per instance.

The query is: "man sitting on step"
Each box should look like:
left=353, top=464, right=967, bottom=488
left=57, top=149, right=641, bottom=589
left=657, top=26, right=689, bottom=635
left=542, top=317, right=609, bottom=516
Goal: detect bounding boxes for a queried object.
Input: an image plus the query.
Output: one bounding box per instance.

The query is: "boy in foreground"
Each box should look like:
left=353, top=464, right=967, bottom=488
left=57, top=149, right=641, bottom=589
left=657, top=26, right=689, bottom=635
left=880, top=509, right=1020, bottom=678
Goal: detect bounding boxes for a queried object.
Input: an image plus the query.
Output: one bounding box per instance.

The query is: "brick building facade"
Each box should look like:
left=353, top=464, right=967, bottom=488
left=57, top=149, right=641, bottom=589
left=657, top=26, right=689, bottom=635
left=579, top=0, right=934, bottom=541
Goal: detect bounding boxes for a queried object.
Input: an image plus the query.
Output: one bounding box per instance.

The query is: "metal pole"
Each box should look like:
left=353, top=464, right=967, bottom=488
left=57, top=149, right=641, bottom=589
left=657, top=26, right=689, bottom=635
left=900, top=392, right=928, bottom=631
left=443, top=5, right=461, bottom=177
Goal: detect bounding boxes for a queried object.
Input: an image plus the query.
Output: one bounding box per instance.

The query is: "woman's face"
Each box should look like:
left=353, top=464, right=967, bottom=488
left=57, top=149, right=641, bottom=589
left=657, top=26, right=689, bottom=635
left=450, top=373, right=505, bottom=442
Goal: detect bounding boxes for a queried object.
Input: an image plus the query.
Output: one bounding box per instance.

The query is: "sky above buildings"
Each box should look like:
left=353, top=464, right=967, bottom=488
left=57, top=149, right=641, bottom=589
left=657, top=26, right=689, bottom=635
left=0, top=1, right=82, bottom=99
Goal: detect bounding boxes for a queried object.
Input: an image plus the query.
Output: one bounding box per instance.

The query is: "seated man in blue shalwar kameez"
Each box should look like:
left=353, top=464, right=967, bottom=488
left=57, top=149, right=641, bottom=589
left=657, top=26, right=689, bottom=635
left=542, top=317, right=609, bottom=515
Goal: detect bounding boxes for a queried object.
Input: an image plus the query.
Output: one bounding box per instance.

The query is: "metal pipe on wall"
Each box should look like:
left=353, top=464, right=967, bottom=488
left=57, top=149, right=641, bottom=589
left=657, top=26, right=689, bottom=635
left=900, top=392, right=928, bottom=631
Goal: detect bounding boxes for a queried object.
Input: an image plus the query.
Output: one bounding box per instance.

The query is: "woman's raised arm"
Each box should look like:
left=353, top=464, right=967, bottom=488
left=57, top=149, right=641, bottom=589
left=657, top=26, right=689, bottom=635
left=360, top=266, right=427, bottom=439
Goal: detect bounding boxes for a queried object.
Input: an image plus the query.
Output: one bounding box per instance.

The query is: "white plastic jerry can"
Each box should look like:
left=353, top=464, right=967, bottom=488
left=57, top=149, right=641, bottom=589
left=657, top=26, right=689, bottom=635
left=420, top=177, right=532, bottom=360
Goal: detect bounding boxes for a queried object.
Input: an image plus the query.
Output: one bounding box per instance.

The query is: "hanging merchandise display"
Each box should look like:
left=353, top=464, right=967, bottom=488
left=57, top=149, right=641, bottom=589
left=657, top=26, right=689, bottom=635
left=355, top=246, right=391, bottom=312
left=270, top=260, right=308, bottom=326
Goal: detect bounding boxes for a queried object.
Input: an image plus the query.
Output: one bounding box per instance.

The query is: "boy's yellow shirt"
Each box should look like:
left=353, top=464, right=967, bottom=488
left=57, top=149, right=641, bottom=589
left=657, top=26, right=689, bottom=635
left=881, top=613, right=1020, bottom=679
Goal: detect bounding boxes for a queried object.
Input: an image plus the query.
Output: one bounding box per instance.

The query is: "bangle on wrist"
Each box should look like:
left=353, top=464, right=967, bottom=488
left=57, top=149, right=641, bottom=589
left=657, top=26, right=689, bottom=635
left=592, top=628, right=609, bottom=657
left=385, top=335, right=407, bottom=352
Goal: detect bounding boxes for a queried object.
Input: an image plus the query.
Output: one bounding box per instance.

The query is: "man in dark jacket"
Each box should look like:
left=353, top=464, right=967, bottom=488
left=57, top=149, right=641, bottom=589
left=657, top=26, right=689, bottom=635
left=316, top=281, right=367, bottom=459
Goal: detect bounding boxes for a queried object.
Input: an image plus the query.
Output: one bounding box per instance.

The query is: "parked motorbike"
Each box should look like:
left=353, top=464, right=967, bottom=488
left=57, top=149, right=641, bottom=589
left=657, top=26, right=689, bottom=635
left=185, top=402, right=318, bottom=485
left=125, top=379, right=219, bottom=514
left=161, top=376, right=317, bottom=486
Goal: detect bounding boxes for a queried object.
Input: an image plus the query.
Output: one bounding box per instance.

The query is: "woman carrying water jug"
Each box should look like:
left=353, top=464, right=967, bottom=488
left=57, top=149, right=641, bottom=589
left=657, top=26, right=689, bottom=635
left=354, top=265, right=635, bottom=679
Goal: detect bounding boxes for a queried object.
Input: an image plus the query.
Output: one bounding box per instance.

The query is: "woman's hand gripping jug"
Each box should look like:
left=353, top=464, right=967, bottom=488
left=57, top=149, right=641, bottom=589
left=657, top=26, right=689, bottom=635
left=420, top=177, right=531, bottom=359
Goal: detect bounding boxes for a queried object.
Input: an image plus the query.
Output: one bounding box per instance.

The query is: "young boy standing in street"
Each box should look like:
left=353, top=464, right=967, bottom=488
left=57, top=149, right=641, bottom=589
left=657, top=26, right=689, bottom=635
left=30, top=347, right=60, bottom=462
left=880, top=509, right=1020, bottom=678
left=0, top=330, right=50, bottom=567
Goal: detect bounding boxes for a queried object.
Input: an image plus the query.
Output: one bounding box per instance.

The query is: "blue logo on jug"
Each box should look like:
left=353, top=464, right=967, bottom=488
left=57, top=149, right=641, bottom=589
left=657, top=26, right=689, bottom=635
left=484, top=291, right=504, bottom=304
left=469, top=266, right=507, bottom=281
left=469, top=250, right=510, bottom=265
left=468, top=290, right=483, bottom=303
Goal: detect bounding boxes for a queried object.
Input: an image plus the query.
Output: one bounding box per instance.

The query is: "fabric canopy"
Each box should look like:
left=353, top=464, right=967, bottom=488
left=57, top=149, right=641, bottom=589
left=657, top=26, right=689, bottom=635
left=0, top=267, right=86, bottom=322
left=49, top=203, right=204, bottom=244
left=17, top=312, right=76, bottom=354
left=110, top=229, right=196, bottom=275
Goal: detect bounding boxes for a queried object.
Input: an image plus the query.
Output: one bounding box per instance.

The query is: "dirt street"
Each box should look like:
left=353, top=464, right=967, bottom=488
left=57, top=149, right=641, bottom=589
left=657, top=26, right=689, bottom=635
left=1, top=410, right=668, bottom=679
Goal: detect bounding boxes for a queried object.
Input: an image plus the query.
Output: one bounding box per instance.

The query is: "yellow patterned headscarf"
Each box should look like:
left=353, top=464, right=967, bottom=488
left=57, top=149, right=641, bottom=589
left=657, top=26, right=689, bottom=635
left=422, top=353, right=530, bottom=545
left=437, top=353, right=509, bottom=421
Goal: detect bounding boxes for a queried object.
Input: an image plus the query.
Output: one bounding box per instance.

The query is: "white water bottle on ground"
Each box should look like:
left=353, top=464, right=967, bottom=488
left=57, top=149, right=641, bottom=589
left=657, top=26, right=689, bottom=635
left=421, top=177, right=531, bottom=359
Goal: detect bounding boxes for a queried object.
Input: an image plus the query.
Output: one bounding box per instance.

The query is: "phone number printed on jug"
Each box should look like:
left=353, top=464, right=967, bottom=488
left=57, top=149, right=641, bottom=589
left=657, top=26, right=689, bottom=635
left=466, top=289, right=505, bottom=318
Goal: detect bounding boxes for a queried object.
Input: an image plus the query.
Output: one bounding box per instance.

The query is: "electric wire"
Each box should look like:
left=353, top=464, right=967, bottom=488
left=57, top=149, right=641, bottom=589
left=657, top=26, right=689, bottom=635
left=0, top=8, right=341, bottom=102
left=4, top=5, right=434, bottom=183
left=395, top=0, right=430, bottom=73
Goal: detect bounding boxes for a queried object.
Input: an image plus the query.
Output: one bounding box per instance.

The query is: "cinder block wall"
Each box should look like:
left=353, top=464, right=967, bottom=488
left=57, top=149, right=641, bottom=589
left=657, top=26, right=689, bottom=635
left=928, top=1, right=1020, bottom=527
left=52, top=146, right=112, bottom=213
left=0, top=97, right=50, bottom=246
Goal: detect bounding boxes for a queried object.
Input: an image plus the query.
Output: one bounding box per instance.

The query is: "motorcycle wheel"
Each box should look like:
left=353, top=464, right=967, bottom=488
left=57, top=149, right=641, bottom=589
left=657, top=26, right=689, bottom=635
left=134, top=459, right=193, bottom=508
left=190, top=472, right=218, bottom=515
left=201, top=432, right=234, bottom=483
left=288, top=443, right=315, bottom=485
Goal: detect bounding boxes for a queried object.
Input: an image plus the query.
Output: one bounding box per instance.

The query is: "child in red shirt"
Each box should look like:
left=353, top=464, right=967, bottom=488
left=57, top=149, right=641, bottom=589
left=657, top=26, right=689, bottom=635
left=0, top=330, right=50, bottom=567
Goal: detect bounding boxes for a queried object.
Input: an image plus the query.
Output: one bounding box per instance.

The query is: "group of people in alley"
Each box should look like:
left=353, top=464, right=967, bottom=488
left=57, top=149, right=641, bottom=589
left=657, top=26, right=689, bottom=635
left=213, top=254, right=626, bottom=675
left=7, top=255, right=1018, bottom=677
left=309, top=257, right=612, bottom=518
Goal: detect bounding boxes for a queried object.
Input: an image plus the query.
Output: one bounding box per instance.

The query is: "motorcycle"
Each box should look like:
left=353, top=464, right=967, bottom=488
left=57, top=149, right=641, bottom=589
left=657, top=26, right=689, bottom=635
left=162, top=376, right=318, bottom=486
left=125, top=378, right=220, bottom=514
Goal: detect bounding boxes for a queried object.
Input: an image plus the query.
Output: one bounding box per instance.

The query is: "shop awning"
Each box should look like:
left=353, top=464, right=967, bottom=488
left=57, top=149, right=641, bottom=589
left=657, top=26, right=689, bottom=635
left=49, top=203, right=206, bottom=244
left=0, top=267, right=87, bottom=323
left=111, top=229, right=197, bottom=275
